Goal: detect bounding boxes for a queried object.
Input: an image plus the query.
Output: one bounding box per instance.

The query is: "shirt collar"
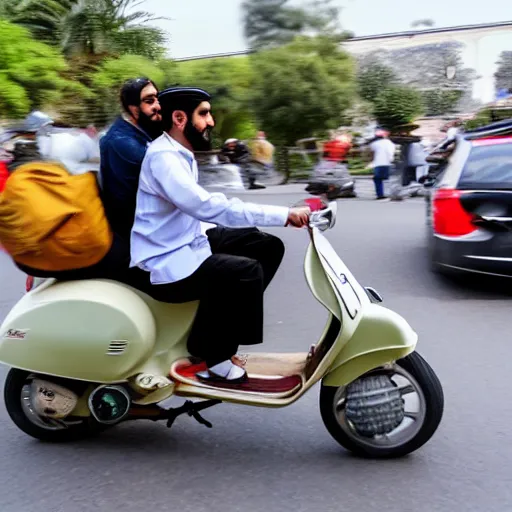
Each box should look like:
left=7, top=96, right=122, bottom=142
left=163, top=132, right=195, bottom=161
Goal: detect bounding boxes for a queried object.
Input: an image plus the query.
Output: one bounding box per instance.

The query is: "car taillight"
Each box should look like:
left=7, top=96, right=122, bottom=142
left=433, top=189, right=477, bottom=236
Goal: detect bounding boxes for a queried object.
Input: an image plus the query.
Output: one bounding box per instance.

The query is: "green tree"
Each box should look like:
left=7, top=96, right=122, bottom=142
left=241, top=0, right=351, bottom=51
left=357, top=56, right=397, bottom=103
left=251, top=36, right=356, bottom=146
left=421, top=89, right=463, bottom=116
left=0, top=0, right=167, bottom=60
left=495, top=51, right=512, bottom=92
left=175, top=57, right=256, bottom=143
left=61, top=0, right=167, bottom=60
left=0, top=19, right=79, bottom=118
left=0, top=0, right=77, bottom=42
left=373, top=86, right=423, bottom=131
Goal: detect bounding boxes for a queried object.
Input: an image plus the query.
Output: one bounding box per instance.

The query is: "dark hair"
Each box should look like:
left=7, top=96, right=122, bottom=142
left=120, top=77, right=157, bottom=113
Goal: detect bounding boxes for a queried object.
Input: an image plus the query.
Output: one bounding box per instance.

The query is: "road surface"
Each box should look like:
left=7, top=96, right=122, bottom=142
left=0, top=188, right=511, bottom=512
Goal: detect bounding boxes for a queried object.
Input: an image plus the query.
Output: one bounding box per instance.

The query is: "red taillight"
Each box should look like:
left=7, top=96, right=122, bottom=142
left=25, top=276, right=34, bottom=293
left=433, top=189, right=477, bottom=236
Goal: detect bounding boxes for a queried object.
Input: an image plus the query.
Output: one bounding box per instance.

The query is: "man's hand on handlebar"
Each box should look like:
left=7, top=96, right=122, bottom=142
left=286, top=206, right=311, bottom=228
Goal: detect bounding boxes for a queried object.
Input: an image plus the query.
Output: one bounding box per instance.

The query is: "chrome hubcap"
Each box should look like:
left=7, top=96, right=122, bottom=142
left=333, top=366, right=427, bottom=449
left=20, top=377, right=82, bottom=431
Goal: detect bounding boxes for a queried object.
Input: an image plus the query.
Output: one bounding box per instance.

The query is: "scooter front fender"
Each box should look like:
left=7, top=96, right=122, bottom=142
left=323, top=303, right=417, bottom=387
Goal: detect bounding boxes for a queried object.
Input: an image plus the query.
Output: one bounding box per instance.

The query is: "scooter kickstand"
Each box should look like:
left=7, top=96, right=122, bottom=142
left=189, top=409, right=213, bottom=429
left=165, top=399, right=222, bottom=429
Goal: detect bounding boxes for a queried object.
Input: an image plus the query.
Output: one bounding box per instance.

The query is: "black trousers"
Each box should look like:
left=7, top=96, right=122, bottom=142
left=147, top=227, right=285, bottom=367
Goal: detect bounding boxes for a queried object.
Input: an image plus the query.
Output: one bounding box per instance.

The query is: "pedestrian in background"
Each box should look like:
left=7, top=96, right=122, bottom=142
left=252, top=131, right=275, bottom=170
left=369, top=129, right=395, bottom=200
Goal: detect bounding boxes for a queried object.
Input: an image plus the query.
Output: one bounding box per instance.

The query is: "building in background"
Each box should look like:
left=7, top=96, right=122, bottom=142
left=176, top=21, right=512, bottom=107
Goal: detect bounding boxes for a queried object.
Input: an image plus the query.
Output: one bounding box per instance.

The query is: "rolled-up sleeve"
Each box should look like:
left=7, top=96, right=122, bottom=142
left=149, top=151, right=289, bottom=227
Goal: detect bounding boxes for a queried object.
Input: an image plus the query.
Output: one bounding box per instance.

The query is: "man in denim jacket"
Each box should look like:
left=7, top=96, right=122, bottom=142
left=100, top=78, right=162, bottom=254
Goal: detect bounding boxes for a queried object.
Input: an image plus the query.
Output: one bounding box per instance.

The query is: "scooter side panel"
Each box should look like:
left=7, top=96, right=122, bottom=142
left=0, top=280, right=161, bottom=383
left=322, top=303, right=418, bottom=387
left=127, top=290, right=199, bottom=378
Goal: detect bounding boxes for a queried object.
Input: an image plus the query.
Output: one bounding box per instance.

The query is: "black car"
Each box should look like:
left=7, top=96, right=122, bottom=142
left=425, top=120, right=512, bottom=278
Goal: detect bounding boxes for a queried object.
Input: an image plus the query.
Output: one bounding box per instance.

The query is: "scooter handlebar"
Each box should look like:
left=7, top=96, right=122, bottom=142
left=309, top=201, right=337, bottom=231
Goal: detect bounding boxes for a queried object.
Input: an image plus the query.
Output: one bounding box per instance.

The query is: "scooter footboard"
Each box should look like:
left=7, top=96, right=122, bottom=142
left=323, top=304, right=417, bottom=387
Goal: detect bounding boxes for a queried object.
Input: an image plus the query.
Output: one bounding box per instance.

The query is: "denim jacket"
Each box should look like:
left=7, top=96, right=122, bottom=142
left=100, top=117, right=152, bottom=244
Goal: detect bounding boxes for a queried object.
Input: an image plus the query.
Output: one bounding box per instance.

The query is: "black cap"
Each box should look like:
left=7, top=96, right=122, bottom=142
left=158, top=87, right=211, bottom=114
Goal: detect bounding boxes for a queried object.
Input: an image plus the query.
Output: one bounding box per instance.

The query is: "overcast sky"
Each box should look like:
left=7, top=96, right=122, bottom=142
left=145, top=0, right=512, bottom=59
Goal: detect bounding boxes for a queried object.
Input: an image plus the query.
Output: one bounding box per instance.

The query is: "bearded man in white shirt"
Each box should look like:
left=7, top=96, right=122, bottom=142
left=130, top=87, right=310, bottom=384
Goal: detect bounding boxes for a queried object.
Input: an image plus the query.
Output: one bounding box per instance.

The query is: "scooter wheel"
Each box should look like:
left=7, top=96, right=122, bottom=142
left=4, top=369, right=106, bottom=442
left=319, top=351, right=444, bottom=458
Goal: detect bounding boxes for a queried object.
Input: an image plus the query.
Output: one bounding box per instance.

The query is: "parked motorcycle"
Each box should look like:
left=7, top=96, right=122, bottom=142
left=0, top=202, right=443, bottom=458
left=305, top=161, right=357, bottom=199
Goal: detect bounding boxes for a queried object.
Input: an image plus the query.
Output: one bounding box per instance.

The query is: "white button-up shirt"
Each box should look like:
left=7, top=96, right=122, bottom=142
left=130, top=133, right=289, bottom=284
left=370, top=138, right=396, bottom=168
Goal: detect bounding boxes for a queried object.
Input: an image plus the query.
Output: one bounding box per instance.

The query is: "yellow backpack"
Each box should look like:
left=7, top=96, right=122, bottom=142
left=0, top=161, right=112, bottom=272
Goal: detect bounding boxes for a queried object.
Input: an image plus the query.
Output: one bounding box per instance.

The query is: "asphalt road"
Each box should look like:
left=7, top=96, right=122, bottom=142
left=1, top=187, right=511, bottom=512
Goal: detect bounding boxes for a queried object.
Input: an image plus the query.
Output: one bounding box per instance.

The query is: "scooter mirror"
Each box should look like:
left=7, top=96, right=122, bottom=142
left=309, top=201, right=337, bottom=231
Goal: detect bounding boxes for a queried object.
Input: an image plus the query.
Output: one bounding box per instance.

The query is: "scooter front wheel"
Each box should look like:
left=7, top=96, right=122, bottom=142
left=320, top=351, right=444, bottom=458
left=4, top=369, right=106, bottom=442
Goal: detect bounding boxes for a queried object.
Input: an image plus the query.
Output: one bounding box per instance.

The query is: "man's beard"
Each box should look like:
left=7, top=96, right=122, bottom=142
left=184, top=121, right=212, bottom=151
left=138, top=111, right=163, bottom=140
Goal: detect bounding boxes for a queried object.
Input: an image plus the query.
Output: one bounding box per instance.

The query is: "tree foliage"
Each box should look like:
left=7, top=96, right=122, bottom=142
left=373, top=86, right=423, bottom=130
left=241, top=0, right=351, bottom=51
left=176, top=57, right=256, bottom=142
left=0, top=19, right=79, bottom=118
left=0, top=0, right=77, bottom=42
left=60, top=0, right=167, bottom=59
left=357, top=57, right=397, bottom=103
left=421, top=89, right=463, bottom=116
left=251, top=36, right=356, bottom=145
left=495, top=51, right=512, bottom=93
left=0, top=0, right=167, bottom=59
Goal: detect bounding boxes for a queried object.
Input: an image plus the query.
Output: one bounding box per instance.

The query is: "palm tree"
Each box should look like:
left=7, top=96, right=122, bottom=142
left=0, top=0, right=77, bottom=42
left=60, top=0, right=167, bottom=60
left=1, top=0, right=167, bottom=60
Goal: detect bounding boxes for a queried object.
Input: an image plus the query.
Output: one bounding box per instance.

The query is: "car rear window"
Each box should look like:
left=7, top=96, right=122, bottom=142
left=458, top=140, right=512, bottom=190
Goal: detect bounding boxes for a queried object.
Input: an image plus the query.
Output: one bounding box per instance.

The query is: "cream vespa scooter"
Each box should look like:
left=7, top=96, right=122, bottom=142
left=0, top=201, right=444, bottom=458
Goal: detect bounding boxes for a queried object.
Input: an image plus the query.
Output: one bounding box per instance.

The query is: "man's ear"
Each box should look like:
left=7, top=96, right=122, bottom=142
left=127, top=105, right=139, bottom=120
left=172, top=110, right=187, bottom=130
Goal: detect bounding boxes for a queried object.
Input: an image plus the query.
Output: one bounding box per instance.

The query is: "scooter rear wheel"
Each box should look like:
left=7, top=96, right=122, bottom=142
left=320, top=351, right=444, bottom=458
left=4, top=369, right=106, bottom=442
